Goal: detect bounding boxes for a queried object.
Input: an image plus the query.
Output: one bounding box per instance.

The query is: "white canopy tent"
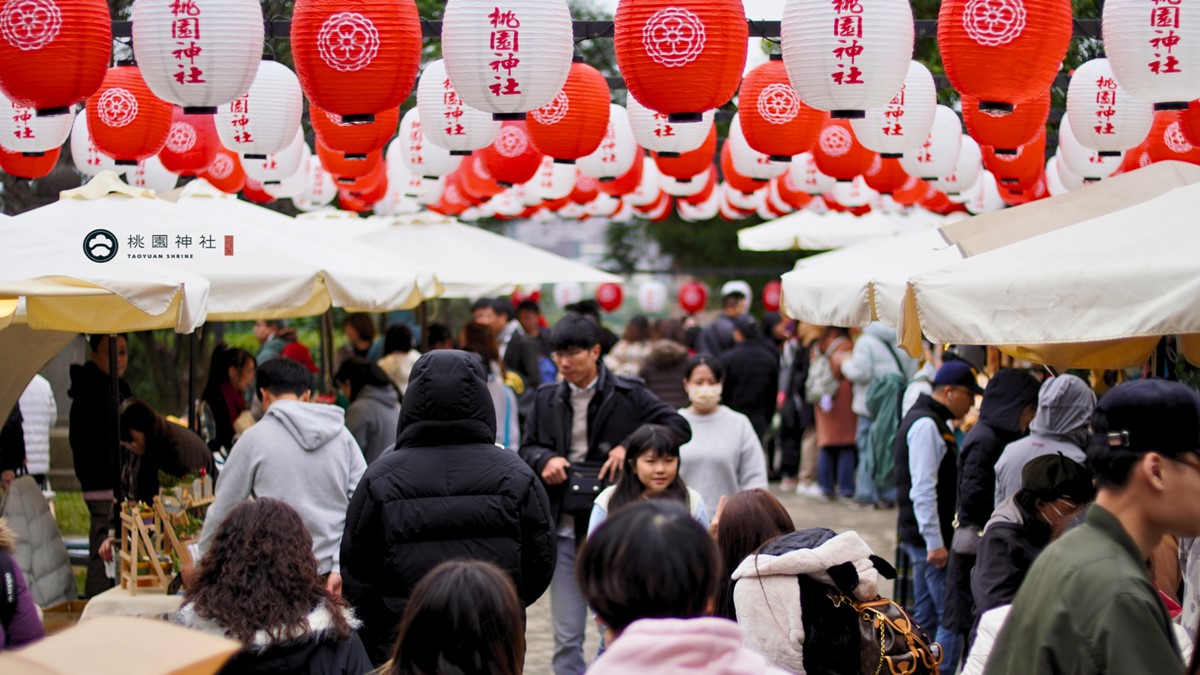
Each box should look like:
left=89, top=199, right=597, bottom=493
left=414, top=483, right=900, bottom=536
left=738, top=208, right=947, bottom=252
left=900, top=181, right=1200, bottom=368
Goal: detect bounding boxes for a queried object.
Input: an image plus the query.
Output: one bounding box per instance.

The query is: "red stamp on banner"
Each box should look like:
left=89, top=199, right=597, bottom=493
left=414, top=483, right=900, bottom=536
left=224, top=235, right=234, bottom=256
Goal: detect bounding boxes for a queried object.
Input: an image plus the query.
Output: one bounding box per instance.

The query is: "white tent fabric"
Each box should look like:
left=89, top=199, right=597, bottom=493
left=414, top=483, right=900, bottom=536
left=780, top=229, right=961, bottom=328
left=0, top=325, right=77, bottom=439
left=346, top=212, right=622, bottom=298
left=738, top=208, right=946, bottom=252
left=901, top=181, right=1200, bottom=368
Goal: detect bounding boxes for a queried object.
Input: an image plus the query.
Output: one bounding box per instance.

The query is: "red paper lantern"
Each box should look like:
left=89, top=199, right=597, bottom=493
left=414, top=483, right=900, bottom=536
left=654, top=123, right=716, bottom=180
left=678, top=281, right=708, bottom=314
left=598, top=150, right=645, bottom=197
left=1181, top=101, right=1200, bottom=148
left=199, top=147, right=246, bottom=193
left=86, top=64, right=173, bottom=165
left=982, top=129, right=1046, bottom=190
left=720, top=142, right=767, bottom=195
left=891, top=177, right=928, bottom=206
left=318, top=141, right=382, bottom=181
left=938, top=0, right=1072, bottom=114
left=679, top=166, right=717, bottom=205
left=570, top=173, right=600, bottom=205
left=1117, top=138, right=1153, bottom=174
left=862, top=156, right=910, bottom=195
left=0, top=145, right=59, bottom=178
left=337, top=189, right=374, bottom=212
left=242, top=176, right=276, bottom=204
left=311, top=103, right=399, bottom=159
left=157, top=106, right=219, bottom=176
left=342, top=157, right=387, bottom=197
left=0, top=0, right=110, bottom=115
left=615, top=0, right=746, bottom=122
left=457, top=154, right=504, bottom=200
left=595, top=283, right=624, bottom=312
left=527, top=61, right=610, bottom=164
left=811, top=118, right=874, bottom=181
left=480, top=120, right=543, bottom=186
left=762, top=280, right=781, bottom=313
left=962, top=91, right=1049, bottom=153
left=773, top=173, right=814, bottom=210
left=290, top=0, right=422, bottom=122
left=738, top=56, right=823, bottom=160
left=1147, top=110, right=1200, bottom=165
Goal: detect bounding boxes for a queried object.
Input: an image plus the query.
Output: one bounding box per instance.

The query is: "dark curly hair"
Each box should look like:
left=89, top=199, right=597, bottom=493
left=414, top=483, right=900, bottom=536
left=184, top=498, right=352, bottom=646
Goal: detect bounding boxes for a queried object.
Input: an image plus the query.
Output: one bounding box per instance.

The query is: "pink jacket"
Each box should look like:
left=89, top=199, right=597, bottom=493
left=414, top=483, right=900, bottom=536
left=588, top=617, right=791, bottom=675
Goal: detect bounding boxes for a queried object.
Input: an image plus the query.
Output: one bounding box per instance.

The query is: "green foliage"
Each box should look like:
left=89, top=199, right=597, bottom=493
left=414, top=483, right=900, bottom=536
left=54, top=491, right=89, bottom=538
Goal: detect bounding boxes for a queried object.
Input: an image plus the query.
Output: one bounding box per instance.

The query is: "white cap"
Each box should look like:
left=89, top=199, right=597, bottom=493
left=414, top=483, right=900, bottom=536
left=720, top=280, right=752, bottom=299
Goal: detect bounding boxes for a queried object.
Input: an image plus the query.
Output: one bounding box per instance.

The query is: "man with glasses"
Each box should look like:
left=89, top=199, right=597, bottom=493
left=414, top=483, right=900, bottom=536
left=521, top=313, right=691, bottom=675
left=985, top=379, right=1200, bottom=674
left=895, top=360, right=982, bottom=668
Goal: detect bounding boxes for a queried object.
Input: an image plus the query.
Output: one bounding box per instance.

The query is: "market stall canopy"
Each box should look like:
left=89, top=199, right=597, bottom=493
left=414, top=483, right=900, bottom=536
left=738, top=208, right=948, bottom=252
left=780, top=229, right=961, bottom=328
left=939, top=161, right=1200, bottom=257
left=347, top=212, right=622, bottom=298
left=901, top=181, right=1200, bottom=368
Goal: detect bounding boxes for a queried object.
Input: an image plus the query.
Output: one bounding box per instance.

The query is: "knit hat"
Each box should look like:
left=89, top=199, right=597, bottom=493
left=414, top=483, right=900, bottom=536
left=280, top=342, right=318, bottom=374
left=1020, top=453, right=1095, bottom=504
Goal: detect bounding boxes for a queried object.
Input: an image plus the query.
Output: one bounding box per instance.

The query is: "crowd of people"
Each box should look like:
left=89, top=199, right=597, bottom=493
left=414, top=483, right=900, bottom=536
left=2, top=284, right=1200, bottom=675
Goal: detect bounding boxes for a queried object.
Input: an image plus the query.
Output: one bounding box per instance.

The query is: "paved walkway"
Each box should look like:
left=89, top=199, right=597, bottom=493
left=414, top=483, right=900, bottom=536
left=522, top=484, right=898, bottom=674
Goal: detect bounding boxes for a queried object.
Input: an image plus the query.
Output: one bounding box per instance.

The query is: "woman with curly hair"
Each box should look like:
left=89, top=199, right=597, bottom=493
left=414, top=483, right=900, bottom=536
left=176, top=498, right=371, bottom=674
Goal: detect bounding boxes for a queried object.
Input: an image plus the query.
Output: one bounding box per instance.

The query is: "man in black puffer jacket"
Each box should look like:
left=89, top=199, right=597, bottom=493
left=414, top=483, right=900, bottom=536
left=340, top=350, right=556, bottom=665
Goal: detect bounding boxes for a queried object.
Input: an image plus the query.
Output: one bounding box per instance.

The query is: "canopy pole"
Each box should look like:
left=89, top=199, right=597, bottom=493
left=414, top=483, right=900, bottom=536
left=187, top=329, right=198, bottom=431
left=108, top=333, right=120, bottom=500
left=320, top=310, right=335, bottom=394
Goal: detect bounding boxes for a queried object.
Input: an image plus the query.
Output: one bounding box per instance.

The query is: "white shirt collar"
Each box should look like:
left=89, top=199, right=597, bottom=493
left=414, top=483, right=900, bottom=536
left=569, top=374, right=599, bottom=395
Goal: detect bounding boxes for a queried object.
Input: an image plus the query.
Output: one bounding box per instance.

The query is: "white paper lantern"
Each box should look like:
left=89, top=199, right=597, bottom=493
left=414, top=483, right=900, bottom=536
left=900, top=105, right=962, bottom=180
left=70, top=109, right=117, bottom=175
left=411, top=176, right=445, bottom=205
left=830, top=175, right=877, bottom=208
left=637, top=280, right=668, bottom=313
left=932, top=135, right=983, bottom=195
left=625, top=155, right=662, bottom=207
left=1057, top=114, right=1123, bottom=181
left=491, top=189, right=527, bottom=217
left=1103, top=0, right=1200, bottom=110
left=626, top=93, right=714, bottom=156
left=585, top=193, right=621, bottom=218
left=124, top=155, right=179, bottom=193
left=678, top=188, right=720, bottom=222
left=441, top=0, right=574, bottom=119
left=788, top=151, right=837, bottom=195
left=661, top=166, right=714, bottom=197
left=0, top=94, right=72, bottom=155
left=609, top=201, right=635, bottom=223
left=243, top=129, right=306, bottom=184
left=396, top=108, right=463, bottom=178
left=299, top=154, right=336, bottom=207
left=578, top=105, right=638, bottom=181
left=634, top=193, right=671, bottom=220
left=963, top=170, right=1005, bottom=214
left=781, top=0, right=913, bottom=118
left=553, top=281, right=584, bottom=307
left=215, top=59, right=303, bottom=158
left=417, top=59, right=501, bottom=154
left=263, top=147, right=312, bottom=199
left=722, top=181, right=761, bottom=211
left=728, top=114, right=787, bottom=181
left=526, top=154, right=577, bottom=200
left=766, top=179, right=797, bottom=214
left=556, top=201, right=587, bottom=220
left=1046, top=154, right=1078, bottom=194
left=131, top=0, right=263, bottom=112
left=850, top=61, right=936, bottom=157
left=1066, top=58, right=1155, bottom=156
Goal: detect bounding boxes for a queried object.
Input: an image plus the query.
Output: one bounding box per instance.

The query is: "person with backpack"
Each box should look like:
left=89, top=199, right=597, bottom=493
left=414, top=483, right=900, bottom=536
left=808, top=327, right=856, bottom=500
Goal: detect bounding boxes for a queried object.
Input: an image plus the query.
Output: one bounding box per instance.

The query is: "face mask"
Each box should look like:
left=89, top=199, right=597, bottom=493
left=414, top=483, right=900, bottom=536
left=688, top=384, right=722, bottom=410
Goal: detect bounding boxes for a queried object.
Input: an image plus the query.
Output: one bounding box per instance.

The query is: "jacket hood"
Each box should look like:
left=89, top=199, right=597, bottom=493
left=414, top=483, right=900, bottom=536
left=176, top=602, right=359, bottom=651
left=731, top=529, right=884, bottom=601
left=589, top=618, right=786, bottom=675
left=396, top=350, right=496, bottom=448
left=264, top=400, right=348, bottom=451
left=977, top=369, right=1042, bottom=435
left=68, top=361, right=117, bottom=399
left=986, top=496, right=1025, bottom=531
left=1030, top=374, right=1096, bottom=440
left=646, top=339, right=689, bottom=367
left=863, top=322, right=898, bottom=343
left=355, top=383, right=399, bottom=409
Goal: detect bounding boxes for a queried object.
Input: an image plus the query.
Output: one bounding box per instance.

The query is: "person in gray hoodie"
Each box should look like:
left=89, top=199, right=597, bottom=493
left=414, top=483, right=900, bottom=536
left=335, top=359, right=401, bottom=465
left=195, top=357, right=367, bottom=599
left=993, top=374, right=1096, bottom=508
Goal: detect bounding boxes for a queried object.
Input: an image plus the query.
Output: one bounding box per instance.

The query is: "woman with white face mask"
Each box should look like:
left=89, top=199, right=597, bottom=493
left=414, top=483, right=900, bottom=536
left=677, top=355, right=770, bottom=520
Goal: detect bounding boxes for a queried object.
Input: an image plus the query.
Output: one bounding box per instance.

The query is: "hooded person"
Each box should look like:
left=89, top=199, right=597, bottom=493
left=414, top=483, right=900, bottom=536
left=993, top=374, right=1096, bottom=508
left=340, top=350, right=556, bottom=665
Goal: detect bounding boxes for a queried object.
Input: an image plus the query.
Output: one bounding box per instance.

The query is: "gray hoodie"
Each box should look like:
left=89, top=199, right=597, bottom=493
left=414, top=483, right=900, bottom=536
left=993, top=375, right=1095, bottom=508
left=841, top=323, right=919, bottom=417
left=346, top=384, right=400, bottom=465
left=197, top=399, right=366, bottom=574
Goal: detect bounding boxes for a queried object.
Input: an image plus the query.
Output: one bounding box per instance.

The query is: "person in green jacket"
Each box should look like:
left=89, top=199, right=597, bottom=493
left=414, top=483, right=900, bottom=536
left=984, top=379, right=1200, bottom=675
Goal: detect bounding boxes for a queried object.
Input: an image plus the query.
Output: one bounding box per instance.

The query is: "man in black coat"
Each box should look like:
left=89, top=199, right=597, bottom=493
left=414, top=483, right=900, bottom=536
left=340, top=350, right=556, bottom=665
left=718, top=316, right=780, bottom=442
left=520, top=313, right=691, bottom=675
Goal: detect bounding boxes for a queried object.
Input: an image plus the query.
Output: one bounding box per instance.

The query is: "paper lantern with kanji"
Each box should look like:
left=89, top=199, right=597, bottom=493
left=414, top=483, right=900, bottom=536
left=637, top=280, right=668, bottom=313
left=788, top=151, right=837, bottom=194
left=932, top=134, right=983, bottom=195
left=311, top=103, right=398, bottom=159
left=526, top=154, right=576, bottom=200
left=962, top=90, right=1049, bottom=153
left=781, top=0, right=913, bottom=118
left=244, top=130, right=306, bottom=184
left=830, top=175, right=878, bottom=208
left=727, top=113, right=787, bottom=181
left=124, top=154, right=178, bottom=193
left=1146, top=110, right=1200, bottom=164
left=738, top=55, right=824, bottom=160
left=678, top=281, right=707, bottom=313
left=298, top=156, right=336, bottom=206
left=86, top=64, right=173, bottom=165
left=0, top=90, right=71, bottom=154
left=131, top=0, right=262, bottom=113
left=624, top=155, right=662, bottom=207
left=1103, top=0, right=1200, bottom=111
left=70, top=109, right=116, bottom=175
left=1066, top=58, right=1154, bottom=156
left=938, top=0, right=1072, bottom=113
left=773, top=171, right=814, bottom=210
left=720, top=142, right=767, bottom=195
left=578, top=104, right=638, bottom=181
left=677, top=186, right=719, bottom=221
left=654, top=122, right=715, bottom=180
left=1057, top=114, right=1122, bottom=181
left=291, top=0, right=421, bottom=122
left=441, top=0, right=572, bottom=121
left=199, top=146, right=246, bottom=193
left=0, top=144, right=57, bottom=177
left=480, top=120, right=543, bottom=186
left=597, top=148, right=644, bottom=196
left=811, top=118, right=874, bottom=181
left=527, top=61, right=610, bottom=164
left=1045, top=155, right=1072, bottom=194
left=900, top=105, right=963, bottom=181
left=626, top=92, right=713, bottom=156
left=963, top=170, right=1004, bottom=213
left=157, top=106, right=219, bottom=175
left=0, top=0, right=109, bottom=115
left=216, top=59, right=303, bottom=158
left=850, top=60, right=936, bottom=157
left=614, top=0, right=747, bottom=122
left=553, top=282, right=583, bottom=308
left=982, top=129, right=1045, bottom=189
left=595, top=283, right=624, bottom=312
left=263, top=149, right=313, bottom=199
left=396, top=107, right=464, bottom=178
left=863, top=156, right=911, bottom=194
left=662, top=164, right=715, bottom=197
left=416, top=58, right=500, bottom=155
